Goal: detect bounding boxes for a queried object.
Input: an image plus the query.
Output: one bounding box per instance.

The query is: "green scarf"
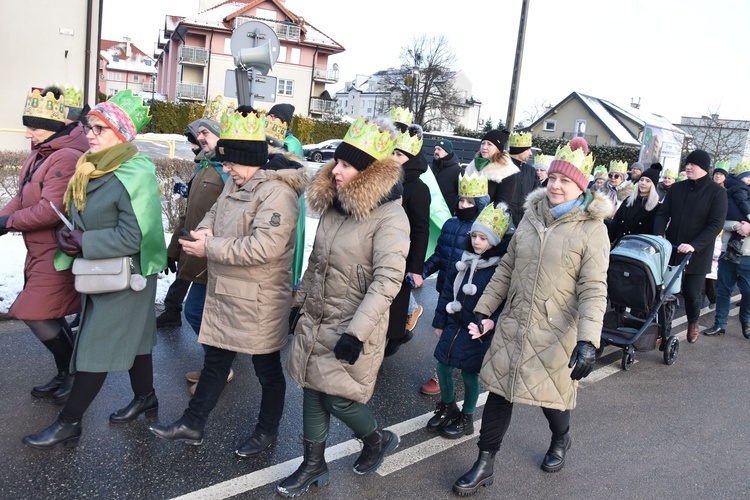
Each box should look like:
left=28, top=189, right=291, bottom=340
left=64, top=143, right=138, bottom=212
left=474, top=157, right=491, bottom=171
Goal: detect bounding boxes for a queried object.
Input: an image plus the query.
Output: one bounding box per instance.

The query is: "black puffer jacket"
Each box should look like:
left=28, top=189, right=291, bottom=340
left=431, top=152, right=463, bottom=214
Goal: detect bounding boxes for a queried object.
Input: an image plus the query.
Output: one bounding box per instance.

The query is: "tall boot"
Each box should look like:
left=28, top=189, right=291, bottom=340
left=352, top=429, right=399, bottom=475
left=426, top=400, right=459, bottom=432
left=31, top=333, right=73, bottom=398
left=453, top=450, right=496, bottom=496
left=276, top=440, right=329, bottom=497
left=541, top=433, right=571, bottom=473
left=51, top=374, right=75, bottom=405
left=439, top=410, right=474, bottom=439
left=22, top=416, right=81, bottom=449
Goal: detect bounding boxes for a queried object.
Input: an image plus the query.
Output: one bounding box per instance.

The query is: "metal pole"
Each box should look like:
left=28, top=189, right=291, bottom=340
left=506, top=0, right=530, bottom=132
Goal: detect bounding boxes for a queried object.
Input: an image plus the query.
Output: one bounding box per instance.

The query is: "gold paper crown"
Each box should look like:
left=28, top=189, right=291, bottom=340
left=714, top=160, right=730, bottom=171
left=458, top=173, right=489, bottom=198
left=593, top=165, right=608, bottom=179
left=662, top=168, right=677, bottom=179
left=389, top=107, right=413, bottom=126
left=394, top=129, right=423, bottom=156
left=676, top=171, right=687, bottom=181
left=62, top=85, right=83, bottom=108
left=509, top=131, right=532, bottom=148
left=534, top=154, right=550, bottom=166
left=734, top=162, right=750, bottom=176
left=219, top=109, right=266, bottom=141
left=554, top=143, right=595, bottom=176
left=263, top=114, right=288, bottom=147
left=475, top=203, right=511, bottom=239
left=609, top=160, right=628, bottom=174
left=342, top=117, right=397, bottom=161
left=24, top=89, right=66, bottom=123
left=203, top=95, right=237, bottom=122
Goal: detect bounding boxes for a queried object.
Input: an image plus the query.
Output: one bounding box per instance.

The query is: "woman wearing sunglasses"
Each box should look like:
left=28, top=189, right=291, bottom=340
left=599, top=160, right=634, bottom=212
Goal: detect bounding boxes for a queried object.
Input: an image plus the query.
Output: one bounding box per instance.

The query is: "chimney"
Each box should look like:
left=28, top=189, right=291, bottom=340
left=124, top=36, right=132, bottom=58
left=630, top=97, right=641, bottom=109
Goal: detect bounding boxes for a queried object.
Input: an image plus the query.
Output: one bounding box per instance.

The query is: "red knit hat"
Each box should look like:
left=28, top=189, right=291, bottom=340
left=548, top=138, right=594, bottom=192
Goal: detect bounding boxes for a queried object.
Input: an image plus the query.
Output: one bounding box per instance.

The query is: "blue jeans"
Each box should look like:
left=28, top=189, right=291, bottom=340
left=714, top=256, right=750, bottom=328
left=184, top=283, right=208, bottom=353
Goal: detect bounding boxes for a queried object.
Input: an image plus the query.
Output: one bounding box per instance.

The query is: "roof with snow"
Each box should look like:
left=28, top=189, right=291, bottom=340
left=100, top=40, right=157, bottom=75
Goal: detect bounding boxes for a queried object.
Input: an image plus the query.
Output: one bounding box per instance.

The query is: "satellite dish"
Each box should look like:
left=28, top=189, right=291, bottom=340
left=230, top=21, right=280, bottom=72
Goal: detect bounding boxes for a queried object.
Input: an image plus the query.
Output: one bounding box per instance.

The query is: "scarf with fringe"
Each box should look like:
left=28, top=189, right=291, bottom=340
left=64, top=142, right=137, bottom=212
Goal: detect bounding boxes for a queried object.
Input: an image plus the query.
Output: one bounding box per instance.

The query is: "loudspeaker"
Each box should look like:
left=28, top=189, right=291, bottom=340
left=234, top=44, right=273, bottom=75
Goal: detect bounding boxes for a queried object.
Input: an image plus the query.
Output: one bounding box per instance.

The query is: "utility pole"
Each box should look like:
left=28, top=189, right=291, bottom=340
left=506, top=0, right=530, bottom=132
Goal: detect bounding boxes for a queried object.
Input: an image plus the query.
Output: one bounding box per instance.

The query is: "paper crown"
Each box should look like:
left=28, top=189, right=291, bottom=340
left=458, top=173, right=489, bottom=198
left=394, top=129, right=423, bottom=156
left=609, top=160, right=628, bottom=174
left=534, top=154, right=550, bottom=166
left=389, top=107, right=413, bottom=126
left=553, top=143, right=595, bottom=177
left=593, top=165, right=608, bottom=179
left=662, top=168, right=677, bottom=179
left=734, top=162, right=750, bottom=176
left=342, top=117, right=397, bottom=161
left=676, top=171, right=687, bottom=181
left=714, top=160, right=730, bottom=171
left=62, top=85, right=83, bottom=108
left=509, top=131, right=532, bottom=148
left=107, top=89, right=151, bottom=133
left=220, top=109, right=266, bottom=141
left=203, top=95, right=237, bottom=122
left=475, top=203, right=511, bottom=239
left=264, top=114, right=287, bottom=147
left=24, top=89, right=66, bottom=124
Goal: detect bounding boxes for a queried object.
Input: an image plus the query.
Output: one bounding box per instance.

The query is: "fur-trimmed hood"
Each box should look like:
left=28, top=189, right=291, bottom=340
left=524, top=187, right=615, bottom=222
left=257, top=148, right=310, bottom=197
left=307, top=156, right=403, bottom=220
left=465, top=154, right=520, bottom=184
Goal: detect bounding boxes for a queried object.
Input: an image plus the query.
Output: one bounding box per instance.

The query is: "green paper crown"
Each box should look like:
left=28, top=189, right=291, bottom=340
left=475, top=203, right=511, bottom=239
left=714, top=160, right=730, bottom=171
left=203, top=95, right=237, bottom=122
left=554, top=143, right=594, bottom=177
left=220, top=109, right=266, bottom=141
left=534, top=153, right=550, bottom=166
left=608, top=160, right=628, bottom=174
left=24, top=89, right=66, bottom=124
left=342, top=117, right=397, bottom=161
left=62, top=84, right=83, bottom=108
left=676, top=171, right=687, bottom=181
left=593, top=165, right=608, bottom=179
left=509, top=131, right=532, bottom=148
left=108, top=89, right=151, bottom=133
left=734, top=162, right=750, bottom=176
left=662, top=168, right=677, bottom=179
left=458, top=173, right=488, bottom=198
left=394, top=129, right=423, bottom=156
left=389, top=107, right=412, bottom=126
left=264, top=114, right=287, bottom=146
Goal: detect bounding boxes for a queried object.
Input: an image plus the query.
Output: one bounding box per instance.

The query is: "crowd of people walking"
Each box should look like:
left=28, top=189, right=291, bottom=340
left=2, top=85, right=745, bottom=497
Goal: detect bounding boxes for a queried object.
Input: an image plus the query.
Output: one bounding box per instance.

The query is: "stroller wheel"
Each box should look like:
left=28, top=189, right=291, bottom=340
left=663, top=336, right=679, bottom=365
left=621, top=348, right=635, bottom=371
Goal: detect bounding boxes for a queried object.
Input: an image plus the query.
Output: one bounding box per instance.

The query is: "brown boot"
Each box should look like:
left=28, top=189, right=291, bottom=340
left=687, top=322, right=700, bottom=343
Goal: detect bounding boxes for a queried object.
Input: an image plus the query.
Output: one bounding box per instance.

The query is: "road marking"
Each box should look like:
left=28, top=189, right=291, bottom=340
left=170, top=295, right=738, bottom=499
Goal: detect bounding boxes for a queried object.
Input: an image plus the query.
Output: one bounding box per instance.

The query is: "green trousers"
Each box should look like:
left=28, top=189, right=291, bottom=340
left=303, top=388, right=377, bottom=442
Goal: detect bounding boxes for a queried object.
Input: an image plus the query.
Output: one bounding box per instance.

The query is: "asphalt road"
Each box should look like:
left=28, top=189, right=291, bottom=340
left=0, top=279, right=748, bottom=500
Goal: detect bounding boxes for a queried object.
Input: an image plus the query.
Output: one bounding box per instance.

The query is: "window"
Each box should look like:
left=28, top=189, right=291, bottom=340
left=278, top=46, right=287, bottom=63
left=134, top=75, right=139, bottom=82
left=290, top=48, right=301, bottom=65
left=113, top=55, right=119, bottom=62
left=543, top=120, right=556, bottom=132
left=575, top=119, right=587, bottom=137
left=145, top=60, right=152, bottom=66
left=278, top=79, right=294, bottom=96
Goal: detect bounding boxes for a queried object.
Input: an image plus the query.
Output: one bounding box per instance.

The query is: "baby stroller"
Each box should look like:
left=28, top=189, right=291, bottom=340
left=600, top=234, right=691, bottom=370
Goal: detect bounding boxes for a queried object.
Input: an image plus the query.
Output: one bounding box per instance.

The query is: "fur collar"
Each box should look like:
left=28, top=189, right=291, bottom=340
left=307, top=156, right=403, bottom=221
left=525, top=187, right=615, bottom=222
left=465, top=155, right=520, bottom=183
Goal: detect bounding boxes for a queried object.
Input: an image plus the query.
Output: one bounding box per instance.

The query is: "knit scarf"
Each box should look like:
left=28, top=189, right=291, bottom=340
left=446, top=250, right=502, bottom=314
left=64, top=143, right=137, bottom=212
left=473, top=157, right=491, bottom=172
left=550, top=194, right=585, bottom=219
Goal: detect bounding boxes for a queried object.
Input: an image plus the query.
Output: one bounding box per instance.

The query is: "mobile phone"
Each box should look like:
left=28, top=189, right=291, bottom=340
left=180, top=228, right=197, bottom=241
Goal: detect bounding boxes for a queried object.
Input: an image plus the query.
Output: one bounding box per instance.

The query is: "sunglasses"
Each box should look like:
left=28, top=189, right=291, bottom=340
left=608, top=173, right=622, bottom=179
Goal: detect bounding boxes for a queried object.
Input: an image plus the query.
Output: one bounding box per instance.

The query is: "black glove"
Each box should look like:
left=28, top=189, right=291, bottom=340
left=473, top=313, right=489, bottom=335
left=289, top=306, right=301, bottom=335
left=164, top=257, right=178, bottom=274
left=0, top=215, right=8, bottom=236
left=568, top=341, right=597, bottom=380
left=333, top=333, right=364, bottom=365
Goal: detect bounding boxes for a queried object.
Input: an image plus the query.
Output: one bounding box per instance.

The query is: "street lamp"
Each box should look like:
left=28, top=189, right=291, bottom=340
left=409, top=65, right=419, bottom=113
left=150, top=74, right=156, bottom=132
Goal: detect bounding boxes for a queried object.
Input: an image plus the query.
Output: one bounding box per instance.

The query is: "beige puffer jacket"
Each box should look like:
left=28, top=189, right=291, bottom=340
left=286, top=157, right=410, bottom=404
left=197, top=160, right=308, bottom=355
left=476, top=188, right=612, bottom=411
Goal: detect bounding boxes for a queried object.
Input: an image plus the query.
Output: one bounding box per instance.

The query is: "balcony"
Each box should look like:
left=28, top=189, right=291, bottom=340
left=274, top=22, right=301, bottom=42
left=178, top=46, right=209, bottom=66
left=313, top=65, right=339, bottom=84
left=176, top=83, right=206, bottom=101
left=310, top=97, right=337, bottom=115
left=142, top=81, right=155, bottom=92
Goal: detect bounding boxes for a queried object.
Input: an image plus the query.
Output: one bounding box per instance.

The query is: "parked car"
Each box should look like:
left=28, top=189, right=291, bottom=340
left=303, top=139, right=342, bottom=163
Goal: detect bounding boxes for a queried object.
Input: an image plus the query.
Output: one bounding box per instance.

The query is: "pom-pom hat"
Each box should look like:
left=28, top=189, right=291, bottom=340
left=88, top=89, right=151, bottom=143
left=641, top=163, right=662, bottom=185
left=548, top=138, right=595, bottom=192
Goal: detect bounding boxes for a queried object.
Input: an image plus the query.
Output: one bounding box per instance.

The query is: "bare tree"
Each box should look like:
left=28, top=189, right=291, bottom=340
left=519, top=98, right=551, bottom=129
left=680, top=108, right=748, bottom=163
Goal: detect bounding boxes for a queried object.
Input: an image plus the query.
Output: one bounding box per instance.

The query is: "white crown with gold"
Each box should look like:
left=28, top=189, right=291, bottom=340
left=458, top=173, right=488, bottom=198
left=219, top=109, right=265, bottom=141
left=263, top=114, right=287, bottom=147
left=343, top=117, right=397, bottom=161
left=24, top=89, right=66, bottom=123
left=554, top=143, right=595, bottom=177
left=509, top=131, right=532, bottom=148
left=203, top=95, right=237, bottom=122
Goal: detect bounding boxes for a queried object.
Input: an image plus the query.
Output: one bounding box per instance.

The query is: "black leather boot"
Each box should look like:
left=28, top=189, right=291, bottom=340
left=439, top=410, right=474, bottom=439
left=541, top=433, right=571, bottom=472
left=110, top=391, right=159, bottom=423
left=426, top=400, right=460, bottom=432
left=51, top=374, right=75, bottom=405
left=31, top=372, right=67, bottom=398
left=352, top=429, right=399, bottom=475
left=31, top=334, right=73, bottom=398
left=276, top=440, right=329, bottom=497
left=148, top=420, right=204, bottom=445
left=453, top=450, right=496, bottom=496
left=22, top=417, right=81, bottom=449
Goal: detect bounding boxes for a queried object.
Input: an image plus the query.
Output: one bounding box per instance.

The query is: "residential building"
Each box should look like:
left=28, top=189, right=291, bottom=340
left=156, top=0, right=343, bottom=117
left=678, top=115, right=750, bottom=168
left=99, top=39, right=157, bottom=98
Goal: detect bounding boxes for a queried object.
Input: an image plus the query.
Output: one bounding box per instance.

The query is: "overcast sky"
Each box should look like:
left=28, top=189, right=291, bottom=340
left=103, top=0, right=750, bottom=126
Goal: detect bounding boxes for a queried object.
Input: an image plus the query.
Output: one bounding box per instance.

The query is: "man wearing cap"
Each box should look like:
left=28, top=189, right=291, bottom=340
left=654, top=149, right=727, bottom=343
left=431, top=138, right=463, bottom=215
left=629, top=162, right=644, bottom=183
left=508, top=132, right=541, bottom=226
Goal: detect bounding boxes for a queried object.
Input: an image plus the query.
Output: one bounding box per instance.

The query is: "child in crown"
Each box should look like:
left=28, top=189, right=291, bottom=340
left=426, top=202, right=513, bottom=439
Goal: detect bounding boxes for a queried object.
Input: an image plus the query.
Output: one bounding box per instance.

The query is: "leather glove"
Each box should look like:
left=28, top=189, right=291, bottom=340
left=58, top=229, right=84, bottom=256
left=288, top=306, right=301, bottom=335
left=0, top=215, right=8, bottom=236
left=333, top=333, right=364, bottom=365
left=568, top=341, right=597, bottom=380
left=164, top=257, right=178, bottom=274
left=473, top=313, right=489, bottom=335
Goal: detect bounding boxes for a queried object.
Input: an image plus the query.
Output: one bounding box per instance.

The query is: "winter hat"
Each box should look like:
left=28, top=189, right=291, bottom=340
left=214, top=105, right=268, bottom=166
left=533, top=154, right=550, bottom=171
left=568, top=137, right=589, bottom=154
left=662, top=167, right=677, bottom=180
left=593, top=165, right=608, bottom=180
left=684, top=149, right=711, bottom=172
left=509, top=131, right=532, bottom=154
left=88, top=89, right=151, bottom=143
left=471, top=202, right=511, bottom=247
left=641, top=163, right=661, bottom=185
left=631, top=162, right=644, bottom=174
left=22, top=86, right=66, bottom=132
left=268, top=103, right=294, bottom=125
left=482, top=129, right=510, bottom=152
left=335, top=116, right=398, bottom=171
left=394, top=124, right=423, bottom=158
left=713, top=160, right=729, bottom=178
left=184, top=119, right=201, bottom=146
left=197, top=119, right=221, bottom=138
left=435, top=138, right=453, bottom=154
left=548, top=138, right=594, bottom=192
